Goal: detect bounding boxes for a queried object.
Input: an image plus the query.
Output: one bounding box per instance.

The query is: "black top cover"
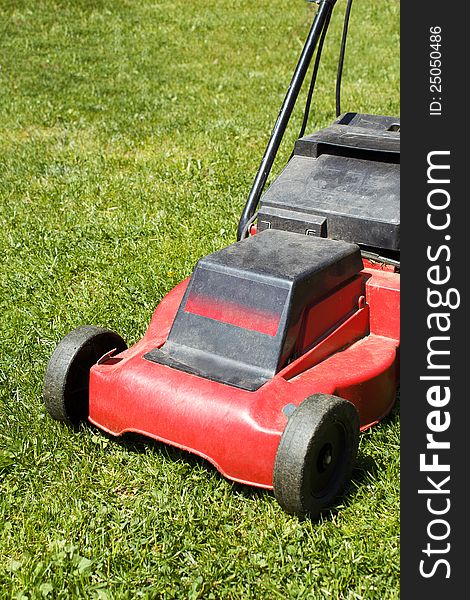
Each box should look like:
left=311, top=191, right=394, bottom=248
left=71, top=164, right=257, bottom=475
left=257, top=113, right=400, bottom=254
left=145, top=230, right=362, bottom=390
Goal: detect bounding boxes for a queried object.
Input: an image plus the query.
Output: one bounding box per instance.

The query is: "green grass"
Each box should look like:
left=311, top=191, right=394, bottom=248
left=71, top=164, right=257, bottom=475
left=0, top=0, right=400, bottom=598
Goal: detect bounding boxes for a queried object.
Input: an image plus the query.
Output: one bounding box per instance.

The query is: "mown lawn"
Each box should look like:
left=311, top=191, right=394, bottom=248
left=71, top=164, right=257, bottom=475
left=0, top=1, right=399, bottom=598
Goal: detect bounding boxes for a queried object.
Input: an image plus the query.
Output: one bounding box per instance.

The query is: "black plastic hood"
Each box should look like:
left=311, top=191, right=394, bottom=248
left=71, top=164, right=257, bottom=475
left=145, top=230, right=362, bottom=391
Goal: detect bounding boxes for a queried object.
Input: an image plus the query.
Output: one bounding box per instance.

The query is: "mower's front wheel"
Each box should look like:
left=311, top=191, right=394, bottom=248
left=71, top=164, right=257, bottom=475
left=273, top=394, right=359, bottom=519
left=43, top=325, right=127, bottom=426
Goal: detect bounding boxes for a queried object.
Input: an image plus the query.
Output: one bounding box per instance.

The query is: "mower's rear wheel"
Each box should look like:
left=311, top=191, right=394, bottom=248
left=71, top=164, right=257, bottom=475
left=273, top=394, right=359, bottom=519
left=43, top=325, right=127, bottom=426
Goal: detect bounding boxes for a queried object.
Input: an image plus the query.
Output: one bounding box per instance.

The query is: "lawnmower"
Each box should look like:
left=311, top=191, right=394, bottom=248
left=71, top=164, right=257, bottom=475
left=43, top=0, right=399, bottom=518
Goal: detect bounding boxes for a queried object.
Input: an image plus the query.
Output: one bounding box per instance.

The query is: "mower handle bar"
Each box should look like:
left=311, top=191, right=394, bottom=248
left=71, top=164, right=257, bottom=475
left=237, top=0, right=336, bottom=241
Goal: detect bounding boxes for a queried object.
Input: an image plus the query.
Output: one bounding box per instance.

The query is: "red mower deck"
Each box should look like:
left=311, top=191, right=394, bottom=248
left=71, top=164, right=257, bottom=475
left=88, top=259, right=399, bottom=489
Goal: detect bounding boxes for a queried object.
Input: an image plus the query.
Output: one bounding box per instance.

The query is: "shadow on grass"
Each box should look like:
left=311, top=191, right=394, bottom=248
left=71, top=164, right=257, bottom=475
left=109, top=429, right=222, bottom=472
left=95, top=425, right=389, bottom=521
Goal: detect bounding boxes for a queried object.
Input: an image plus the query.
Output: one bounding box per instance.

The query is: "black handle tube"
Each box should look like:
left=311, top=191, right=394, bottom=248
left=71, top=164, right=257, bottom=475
left=237, top=0, right=336, bottom=241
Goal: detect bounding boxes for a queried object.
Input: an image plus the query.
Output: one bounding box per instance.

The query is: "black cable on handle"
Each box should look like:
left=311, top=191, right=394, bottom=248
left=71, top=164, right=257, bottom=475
left=336, top=0, right=353, bottom=117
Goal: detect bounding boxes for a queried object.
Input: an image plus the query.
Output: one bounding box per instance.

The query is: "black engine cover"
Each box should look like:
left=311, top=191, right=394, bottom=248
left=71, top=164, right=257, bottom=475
left=257, top=113, right=400, bottom=256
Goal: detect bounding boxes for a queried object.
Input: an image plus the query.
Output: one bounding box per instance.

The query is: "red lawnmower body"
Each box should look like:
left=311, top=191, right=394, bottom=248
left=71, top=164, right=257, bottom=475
left=43, top=1, right=400, bottom=516
left=88, top=260, right=399, bottom=489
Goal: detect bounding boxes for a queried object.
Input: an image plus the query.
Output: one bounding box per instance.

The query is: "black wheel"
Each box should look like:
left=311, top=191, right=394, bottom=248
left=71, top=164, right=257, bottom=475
left=43, top=325, right=127, bottom=426
left=273, top=394, right=359, bottom=519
